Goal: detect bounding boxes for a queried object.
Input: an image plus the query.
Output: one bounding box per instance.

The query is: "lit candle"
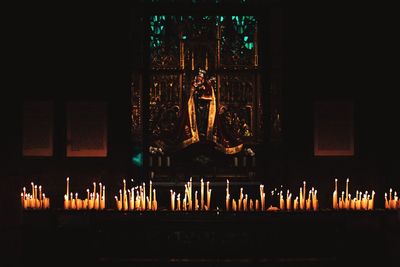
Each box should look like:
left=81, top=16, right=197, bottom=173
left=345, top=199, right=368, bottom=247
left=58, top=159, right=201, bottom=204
left=250, top=199, right=254, bottom=211
left=356, top=191, right=362, bottom=210
left=99, top=182, right=102, bottom=205
left=34, top=185, right=38, bottom=208
left=39, top=186, right=42, bottom=203
left=128, top=190, right=132, bottom=210
left=293, top=197, right=298, bottom=211
left=255, top=199, right=259, bottom=211
left=75, top=193, right=78, bottom=210
left=195, top=191, right=198, bottom=211
left=142, top=183, right=146, bottom=211
left=101, top=185, right=106, bottom=210
left=313, top=190, right=318, bottom=211
left=259, top=185, right=264, bottom=211
left=119, top=190, right=122, bottom=210
left=286, top=193, right=292, bottom=211
left=95, top=193, right=99, bottom=210
left=335, top=178, right=338, bottom=195
left=115, top=196, right=121, bottom=211
left=345, top=178, right=349, bottom=201
left=89, top=193, right=94, bottom=209
left=66, top=177, right=69, bottom=200
left=149, top=180, right=152, bottom=207
left=153, top=189, right=157, bottom=211
left=200, top=179, right=204, bottom=210
left=361, top=193, right=367, bottom=210
left=232, top=199, right=237, bottom=211
left=303, top=181, right=306, bottom=210
left=262, top=193, right=265, bottom=211
left=333, top=179, right=338, bottom=210
left=279, top=191, right=285, bottom=210
left=146, top=196, right=151, bottom=210
left=350, top=196, right=356, bottom=210
left=170, top=190, right=175, bottom=211
left=207, top=188, right=211, bottom=211
left=29, top=194, right=33, bottom=209
left=31, top=182, right=34, bottom=199
left=177, top=193, right=181, bottom=211
left=238, top=188, right=243, bottom=211
left=299, top=187, right=303, bottom=210
left=226, top=180, right=230, bottom=211
left=123, top=190, right=128, bottom=211
left=189, top=178, right=193, bottom=211
left=23, top=187, right=26, bottom=203
left=44, top=194, right=49, bottom=209
left=64, top=194, right=69, bottom=210
left=306, top=190, right=311, bottom=211
left=93, top=182, right=96, bottom=201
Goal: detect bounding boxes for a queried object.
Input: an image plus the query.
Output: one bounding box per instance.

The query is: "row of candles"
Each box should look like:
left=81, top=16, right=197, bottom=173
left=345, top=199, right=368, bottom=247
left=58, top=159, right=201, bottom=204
left=20, top=182, right=50, bottom=209
left=169, top=178, right=211, bottom=211
left=332, top=179, right=376, bottom=210
left=225, top=180, right=319, bottom=211
left=64, top=177, right=106, bottom=210
left=385, top=188, right=399, bottom=209
left=114, top=179, right=157, bottom=211
left=21, top=178, right=399, bottom=211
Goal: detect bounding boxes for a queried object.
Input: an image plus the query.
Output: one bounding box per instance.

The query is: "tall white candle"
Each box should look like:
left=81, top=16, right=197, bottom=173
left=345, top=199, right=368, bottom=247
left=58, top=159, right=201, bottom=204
left=170, top=190, right=175, bottom=211
left=207, top=189, right=211, bottom=211
left=149, top=180, right=152, bottom=205
left=201, top=179, right=204, bottom=210
left=66, top=178, right=69, bottom=200
left=153, top=189, right=157, bottom=211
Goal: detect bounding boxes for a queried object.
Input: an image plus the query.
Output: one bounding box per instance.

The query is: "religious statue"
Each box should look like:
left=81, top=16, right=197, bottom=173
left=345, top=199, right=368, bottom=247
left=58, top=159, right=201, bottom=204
left=175, top=69, right=243, bottom=154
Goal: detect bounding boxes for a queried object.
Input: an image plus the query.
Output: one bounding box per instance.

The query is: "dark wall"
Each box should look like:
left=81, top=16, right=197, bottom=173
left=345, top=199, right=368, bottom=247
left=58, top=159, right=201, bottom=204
left=283, top=2, right=400, bottom=202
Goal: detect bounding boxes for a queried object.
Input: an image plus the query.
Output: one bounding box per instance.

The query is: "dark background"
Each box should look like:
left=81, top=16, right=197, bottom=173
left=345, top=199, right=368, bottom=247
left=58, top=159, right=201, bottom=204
left=2, top=0, right=399, bottom=264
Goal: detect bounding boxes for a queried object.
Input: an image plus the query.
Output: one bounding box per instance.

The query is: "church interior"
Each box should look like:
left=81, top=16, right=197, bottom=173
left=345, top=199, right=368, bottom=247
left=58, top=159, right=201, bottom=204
left=2, top=1, right=400, bottom=266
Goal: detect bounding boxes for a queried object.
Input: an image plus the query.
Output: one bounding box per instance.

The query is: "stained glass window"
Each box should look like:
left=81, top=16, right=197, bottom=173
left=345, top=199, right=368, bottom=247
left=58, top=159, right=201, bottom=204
left=220, top=16, right=257, bottom=66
